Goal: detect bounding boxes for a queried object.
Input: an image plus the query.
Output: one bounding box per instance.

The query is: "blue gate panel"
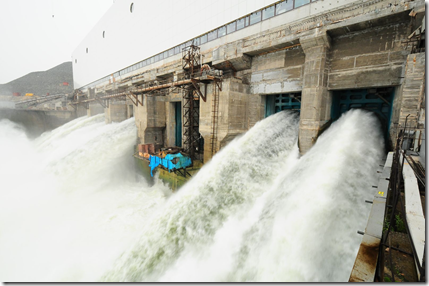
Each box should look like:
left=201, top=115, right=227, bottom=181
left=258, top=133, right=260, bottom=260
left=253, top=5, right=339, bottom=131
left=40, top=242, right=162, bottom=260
left=331, top=87, right=394, bottom=142
left=265, top=93, right=301, bottom=117
left=331, top=88, right=393, bottom=122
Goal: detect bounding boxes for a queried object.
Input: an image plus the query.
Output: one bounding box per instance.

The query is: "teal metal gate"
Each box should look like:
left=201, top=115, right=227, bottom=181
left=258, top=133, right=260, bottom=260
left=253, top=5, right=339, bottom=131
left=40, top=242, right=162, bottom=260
left=331, top=87, right=394, bottom=142
left=265, top=93, right=301, bottom=117
left=175, top=102, right=182, bottom=147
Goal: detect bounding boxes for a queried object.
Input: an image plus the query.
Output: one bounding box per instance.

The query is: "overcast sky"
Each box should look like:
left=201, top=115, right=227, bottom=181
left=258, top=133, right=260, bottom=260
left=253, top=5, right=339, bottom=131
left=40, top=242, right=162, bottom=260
left=0, top=0, right=114, bottom=84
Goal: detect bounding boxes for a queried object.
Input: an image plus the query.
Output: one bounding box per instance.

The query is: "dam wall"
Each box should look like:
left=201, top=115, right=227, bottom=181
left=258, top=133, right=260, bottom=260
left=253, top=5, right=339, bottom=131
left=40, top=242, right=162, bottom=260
left=0, top=108, right=76, bottom=137
left=77, top=0, right=425, bottom=161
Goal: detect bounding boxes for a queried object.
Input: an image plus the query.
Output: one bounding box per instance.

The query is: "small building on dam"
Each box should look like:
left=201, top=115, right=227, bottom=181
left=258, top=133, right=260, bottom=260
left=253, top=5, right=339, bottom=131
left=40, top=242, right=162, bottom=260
left=71, top=0, right=425, bottom=185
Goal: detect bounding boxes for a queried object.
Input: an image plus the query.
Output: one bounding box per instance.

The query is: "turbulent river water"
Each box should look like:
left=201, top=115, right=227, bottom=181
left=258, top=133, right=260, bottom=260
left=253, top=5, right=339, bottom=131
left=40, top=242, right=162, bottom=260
left=0, top=110, right=385, bottom=282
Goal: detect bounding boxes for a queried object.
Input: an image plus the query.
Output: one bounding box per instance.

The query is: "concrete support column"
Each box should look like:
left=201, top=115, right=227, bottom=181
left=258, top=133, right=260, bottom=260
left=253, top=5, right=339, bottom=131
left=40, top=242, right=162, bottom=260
left=393, top=53, right=425, bottom=127
left=75, top=103, right=87, bottom=117
left=200, top=77, right=252, bottom=163
left=87, top=102, right=105, bottom=117
left=165, top=101, right=177, bottom=147
left=134, top=95, right=166, bottom=149
left=87, top=89, right=104, bottom=117
left=105, top=101, right=128, bottom=124
left=199, top=84, right=218, bottom=163
left=74, top=92, right=88, bottom=117
left=298, top=30, right=332, bottom=155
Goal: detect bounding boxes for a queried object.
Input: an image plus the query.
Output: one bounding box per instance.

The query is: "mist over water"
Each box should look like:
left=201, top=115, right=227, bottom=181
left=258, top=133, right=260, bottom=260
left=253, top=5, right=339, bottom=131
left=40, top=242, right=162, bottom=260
left=0, top=115, right=168, bottom=282
left=0, top=110, right=384, bottom=282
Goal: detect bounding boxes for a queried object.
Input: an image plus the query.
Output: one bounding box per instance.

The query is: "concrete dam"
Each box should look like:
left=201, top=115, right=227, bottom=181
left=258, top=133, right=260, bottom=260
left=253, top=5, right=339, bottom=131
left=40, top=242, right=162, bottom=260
left=0, top=109, right=386, bottom=282
left=69, top=0, right=424, bottom=180
left=0, top=0, right=425, bottom=282
left=0, top=108, right=75, bottom=138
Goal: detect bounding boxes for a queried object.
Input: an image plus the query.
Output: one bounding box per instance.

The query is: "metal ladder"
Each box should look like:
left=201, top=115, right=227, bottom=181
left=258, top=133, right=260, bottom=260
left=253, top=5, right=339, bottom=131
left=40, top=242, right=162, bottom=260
left=210, top=83, right=219, bottom=156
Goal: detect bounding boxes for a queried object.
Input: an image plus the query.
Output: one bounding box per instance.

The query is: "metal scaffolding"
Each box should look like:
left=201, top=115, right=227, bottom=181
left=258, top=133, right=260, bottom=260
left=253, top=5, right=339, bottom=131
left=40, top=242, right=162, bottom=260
left=71, top=44, right=223, bottom=161
left=182, top=45, right=201, bottom=159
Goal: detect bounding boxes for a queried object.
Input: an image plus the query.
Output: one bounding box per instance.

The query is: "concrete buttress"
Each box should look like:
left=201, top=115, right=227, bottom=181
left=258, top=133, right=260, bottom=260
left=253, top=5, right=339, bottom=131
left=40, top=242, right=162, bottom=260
left=200, top=77, right=254, bottom=163
left=134, top=95, right=166, bottom=147
left=105, top=101, right=128, bottom=124
left=298, top=30, right=332, bottom=155
left=87, top=88, right=104, bottom=117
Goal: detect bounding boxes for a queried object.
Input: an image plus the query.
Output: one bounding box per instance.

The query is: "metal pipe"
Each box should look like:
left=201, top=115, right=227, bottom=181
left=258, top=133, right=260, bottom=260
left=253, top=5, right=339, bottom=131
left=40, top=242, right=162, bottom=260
left=382, top=244, right=413, bottom=256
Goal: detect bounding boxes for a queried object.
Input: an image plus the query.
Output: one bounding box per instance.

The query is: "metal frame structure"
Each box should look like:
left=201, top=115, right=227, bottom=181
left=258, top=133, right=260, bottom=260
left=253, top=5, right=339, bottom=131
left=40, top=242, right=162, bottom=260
left=182, top=45, right=201, bottom=159
left=378, top=115, right=426, bottom=282
left=71, top=44, right=223, bottom=161
left=14, top=93, right=68, bottom=109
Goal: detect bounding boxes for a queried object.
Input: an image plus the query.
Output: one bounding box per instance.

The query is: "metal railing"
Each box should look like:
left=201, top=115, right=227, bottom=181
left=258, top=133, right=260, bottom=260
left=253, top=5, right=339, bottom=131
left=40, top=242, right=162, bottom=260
left=379, top=115, right=426, bottom=282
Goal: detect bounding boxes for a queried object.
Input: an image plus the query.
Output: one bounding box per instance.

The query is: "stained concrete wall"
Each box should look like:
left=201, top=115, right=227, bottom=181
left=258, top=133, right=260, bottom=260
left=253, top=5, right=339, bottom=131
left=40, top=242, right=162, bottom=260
left=80, top=0, right=425, bottom=161
left=389, top=52, right=425, bottom=145
left=199, top=77, right=259, bottom=162
left=249, top=48, right=305, bottom=94
left=328, top=22, right=410, bottom=90
left=225, top=1, right=423, bottom=154
left=397, top=53, right=425, bottom=128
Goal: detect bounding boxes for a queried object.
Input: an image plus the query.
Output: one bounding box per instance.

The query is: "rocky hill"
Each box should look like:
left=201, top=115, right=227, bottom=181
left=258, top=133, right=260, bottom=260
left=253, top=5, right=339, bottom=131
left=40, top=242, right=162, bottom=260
left=0, top=62, right=73, bottom=96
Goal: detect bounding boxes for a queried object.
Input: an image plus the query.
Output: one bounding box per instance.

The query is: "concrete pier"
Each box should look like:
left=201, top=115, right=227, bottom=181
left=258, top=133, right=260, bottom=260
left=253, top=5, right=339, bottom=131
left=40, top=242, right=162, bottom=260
left=299, top=31, right=331, bottom=154
left=105, top=101, right=128, bottom=124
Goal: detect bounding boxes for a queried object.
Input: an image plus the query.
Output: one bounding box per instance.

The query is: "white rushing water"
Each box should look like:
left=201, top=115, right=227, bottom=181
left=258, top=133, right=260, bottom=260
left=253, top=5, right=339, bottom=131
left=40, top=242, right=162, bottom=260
left=0, top=115, right=169, bottom=282
left=0, top=109, right=384, bottom=282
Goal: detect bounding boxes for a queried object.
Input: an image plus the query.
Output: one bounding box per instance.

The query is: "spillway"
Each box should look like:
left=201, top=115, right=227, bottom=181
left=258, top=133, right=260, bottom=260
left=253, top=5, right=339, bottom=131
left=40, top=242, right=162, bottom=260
left=0, top=109, right=384, bottom=282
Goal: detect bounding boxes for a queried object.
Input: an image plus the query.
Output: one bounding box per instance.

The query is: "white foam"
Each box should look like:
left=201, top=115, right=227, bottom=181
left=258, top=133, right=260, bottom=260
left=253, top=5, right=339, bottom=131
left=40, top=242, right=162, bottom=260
left=0, top=109, right=384, bottom=282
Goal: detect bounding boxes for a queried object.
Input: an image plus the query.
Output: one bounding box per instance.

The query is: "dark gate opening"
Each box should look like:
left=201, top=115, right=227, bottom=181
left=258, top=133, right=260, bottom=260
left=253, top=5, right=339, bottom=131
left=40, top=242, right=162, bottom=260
left=265, top=93, right=301, bottom=117
left=129, top=105, right=133, bottom=117
left=174, top=101, right=182, bottom=147
left=331, top=87, right=394, bottom=148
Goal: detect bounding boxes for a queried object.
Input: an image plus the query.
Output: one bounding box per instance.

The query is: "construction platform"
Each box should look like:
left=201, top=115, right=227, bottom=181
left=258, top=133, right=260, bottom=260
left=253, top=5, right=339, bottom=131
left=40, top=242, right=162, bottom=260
left=134, top=144, right=202, bottom=190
